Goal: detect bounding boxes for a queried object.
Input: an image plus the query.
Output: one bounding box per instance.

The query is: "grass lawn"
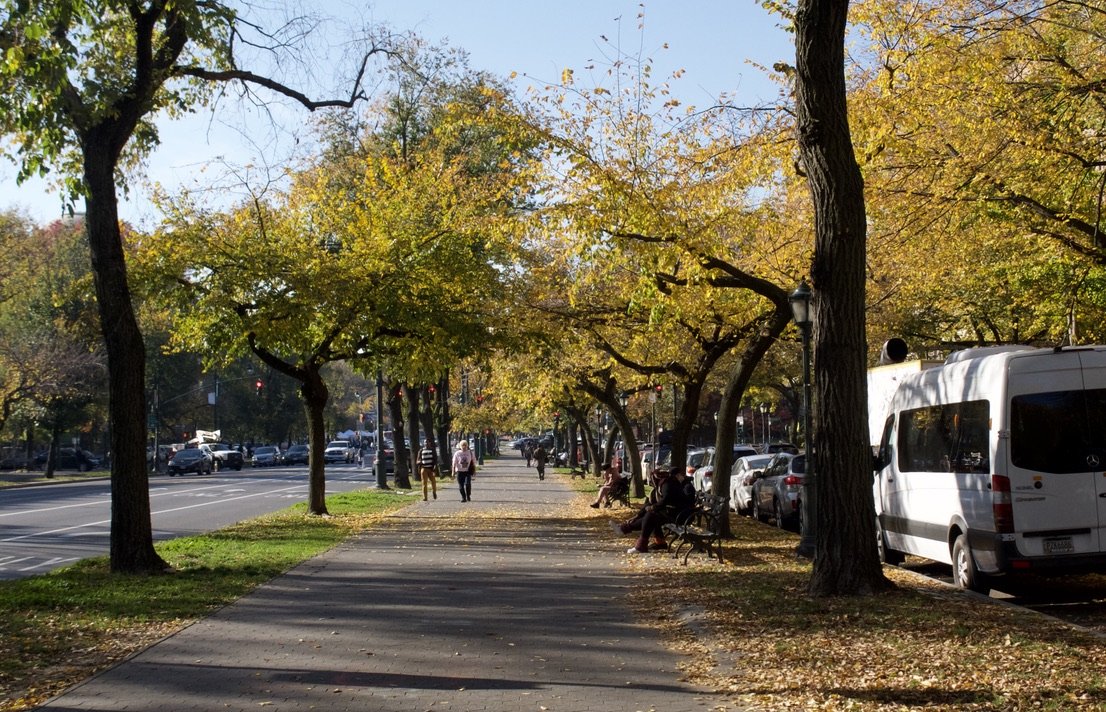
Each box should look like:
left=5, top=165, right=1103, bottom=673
left=0, top=489, right=410, bottom=711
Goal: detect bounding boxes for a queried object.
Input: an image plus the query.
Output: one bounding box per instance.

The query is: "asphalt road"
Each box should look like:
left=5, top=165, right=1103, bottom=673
left=0, top=463, right=383, bottom=580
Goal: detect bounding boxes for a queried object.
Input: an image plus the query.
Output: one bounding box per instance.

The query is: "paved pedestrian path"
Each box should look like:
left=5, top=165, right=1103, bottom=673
left=41, top=453, right=719, bottom=711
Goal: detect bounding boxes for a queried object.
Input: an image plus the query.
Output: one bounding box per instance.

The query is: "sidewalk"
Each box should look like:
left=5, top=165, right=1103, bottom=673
left=40, top=453, right=720, bottom=711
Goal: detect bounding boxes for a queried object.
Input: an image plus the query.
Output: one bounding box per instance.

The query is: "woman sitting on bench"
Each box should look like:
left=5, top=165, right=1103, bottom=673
left=590, top=463, right=626, bottom=508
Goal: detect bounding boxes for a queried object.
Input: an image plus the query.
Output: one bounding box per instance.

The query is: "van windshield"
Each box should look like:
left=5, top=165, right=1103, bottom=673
left=1011, top=389, right=1106, bottom=473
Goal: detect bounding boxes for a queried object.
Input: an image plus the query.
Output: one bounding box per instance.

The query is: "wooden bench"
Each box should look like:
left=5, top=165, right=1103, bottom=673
left=569, top=466, right=589, bottom=480
left=610, top=476, right=631, bottom=508
left=662, top=493, right=727, bottom=565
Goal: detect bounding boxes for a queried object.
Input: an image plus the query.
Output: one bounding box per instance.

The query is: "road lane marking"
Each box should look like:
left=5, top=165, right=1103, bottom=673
left=0, top=480, right=298, bottom=519
left=0, top=483, right=311, bottom=543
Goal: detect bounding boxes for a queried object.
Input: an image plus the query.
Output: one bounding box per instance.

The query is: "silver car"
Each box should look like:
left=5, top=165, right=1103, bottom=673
left=751, top=452, right=806, bottom=530
left=692, top=446, right=759, bottom=493
left=729, top=453, right=775, bottom=513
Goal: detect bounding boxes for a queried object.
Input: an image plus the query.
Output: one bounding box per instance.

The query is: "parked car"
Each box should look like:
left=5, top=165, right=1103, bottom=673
left=371, top=444, right=395, bottom=475
left=208, top=442, right=243, bottom=471
left=691, top=446, right=759, bottom=493
left=251, top=445, right=281, bottom=467
left=763, top=442, right=799, bottom=455
left=0, top=447, right=30, bottom=470
left=729, top=453, right=775, bottom=514
left=167, top=446, right=214, bottom=476
left=282, top=444, right=309, bottom=466
left=751, top=451, right=806, bottom=530
left=324, top=440, right=355, bottom=464
left=685, top=447, right=709, bottom=478
left=33, top=447, right=102, bottom=471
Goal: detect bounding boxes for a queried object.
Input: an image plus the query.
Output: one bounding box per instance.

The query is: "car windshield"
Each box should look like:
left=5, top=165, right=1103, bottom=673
left=327, top=442, right=347, bottom=448
left=256, top=447, right=275, bottom=454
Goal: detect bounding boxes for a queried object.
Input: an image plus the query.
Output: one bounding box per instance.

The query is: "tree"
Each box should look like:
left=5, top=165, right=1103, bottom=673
left=143, top=78, right=527, bottom=513
left=0, top=1, right=393, bottom=572
left=793, top=0, right=890, bottom=595
left=0, top=213, right=107, bottom=468
left=849, top=0, right=1106, bottom=349
left=509, top=30, right=807, bottom=511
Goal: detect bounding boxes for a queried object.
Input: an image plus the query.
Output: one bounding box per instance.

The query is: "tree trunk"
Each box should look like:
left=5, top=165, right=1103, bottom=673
left=794, top=0, right=890, bottom=595
left=83, top=139, right=167, bottom=573
left=44, top=420, right=61, bottom=479
left=388, top=383, right=411, bottom=488
left=405, top=384, right=421, bottom=479
left=300, top=367, right=329, bottom=515
left=434, top=376, right=450, bottom=477
left=712, top=308, right=792, bottom=536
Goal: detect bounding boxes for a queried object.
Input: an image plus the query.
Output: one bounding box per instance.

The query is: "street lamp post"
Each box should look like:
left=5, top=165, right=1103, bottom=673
left=790, top=281, right=816, bottom=558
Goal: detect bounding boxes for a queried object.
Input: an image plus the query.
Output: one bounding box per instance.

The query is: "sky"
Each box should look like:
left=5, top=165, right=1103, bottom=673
left=0, top=1, right=794, bottom=227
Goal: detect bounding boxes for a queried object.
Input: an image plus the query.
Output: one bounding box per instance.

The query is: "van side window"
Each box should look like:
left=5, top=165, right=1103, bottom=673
left=875, top=415, right=894, bottom=470
left=1011, top=389, right=1105, bottom=473
left=898, top=400, right=990, bottom=473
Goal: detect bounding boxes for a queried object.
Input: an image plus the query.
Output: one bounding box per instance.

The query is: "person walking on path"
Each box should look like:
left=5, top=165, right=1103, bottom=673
left=417, top=438, right=438, bottom=501
left=532, top=442, right=547, bottom=480
left=451, top=439, right=476, bottom=502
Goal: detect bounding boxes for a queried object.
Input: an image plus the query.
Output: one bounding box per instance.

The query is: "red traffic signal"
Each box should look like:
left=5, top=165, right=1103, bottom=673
left=255, top=379, right=264, bottom=396
left=654, top=384, right=663, bottom=393
left=428, top=383, right=436, bottom=394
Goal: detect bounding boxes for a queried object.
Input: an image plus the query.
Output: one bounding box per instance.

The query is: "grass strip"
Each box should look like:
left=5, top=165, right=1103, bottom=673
left=0, top=488, right=409, bottom=711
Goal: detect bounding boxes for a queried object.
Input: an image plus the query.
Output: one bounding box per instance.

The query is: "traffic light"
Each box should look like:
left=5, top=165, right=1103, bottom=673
left=255, top=378, right=264, bottom=396
left=655, top=384, right=663, bottom=393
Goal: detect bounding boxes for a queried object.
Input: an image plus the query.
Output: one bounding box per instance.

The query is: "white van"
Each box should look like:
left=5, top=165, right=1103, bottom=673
left=872, top=345, right=1106, bottom=591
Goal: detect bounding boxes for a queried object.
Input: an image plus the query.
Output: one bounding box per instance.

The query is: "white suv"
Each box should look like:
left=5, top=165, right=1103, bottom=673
left=324, top=440, right=355, bottom=464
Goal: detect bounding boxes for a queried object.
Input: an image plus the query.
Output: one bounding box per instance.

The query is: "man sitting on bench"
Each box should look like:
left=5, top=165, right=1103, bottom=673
left=610, top=468, right=694, bottom=554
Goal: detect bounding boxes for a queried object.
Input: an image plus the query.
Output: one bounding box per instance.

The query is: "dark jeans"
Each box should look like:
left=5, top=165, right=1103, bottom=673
left=635, top=509, right=670, bottom=549
left=457, top=471, right=472, bottom=500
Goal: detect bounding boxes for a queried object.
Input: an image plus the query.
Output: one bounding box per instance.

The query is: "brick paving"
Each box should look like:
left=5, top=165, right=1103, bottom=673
left=40, top=452, right=720, bottom=711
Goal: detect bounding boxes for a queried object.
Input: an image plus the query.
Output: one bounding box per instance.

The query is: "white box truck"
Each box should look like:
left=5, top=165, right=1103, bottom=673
left=871, top=345, right=1106, bottom=591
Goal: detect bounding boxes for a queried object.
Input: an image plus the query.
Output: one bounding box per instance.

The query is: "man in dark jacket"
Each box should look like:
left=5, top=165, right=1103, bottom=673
left=613, top=468, right=695, bottom=553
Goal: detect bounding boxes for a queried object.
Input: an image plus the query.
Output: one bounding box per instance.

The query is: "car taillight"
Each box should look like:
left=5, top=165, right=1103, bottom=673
left=992, top=474, right=1014, bottom=533
left=783, top=474, right=802, bottom=486
left=687, top=466, right=696, bottom=475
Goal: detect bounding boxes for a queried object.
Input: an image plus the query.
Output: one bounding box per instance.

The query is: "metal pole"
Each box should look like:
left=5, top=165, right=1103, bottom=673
left=796, top=323, right=816, bottom=557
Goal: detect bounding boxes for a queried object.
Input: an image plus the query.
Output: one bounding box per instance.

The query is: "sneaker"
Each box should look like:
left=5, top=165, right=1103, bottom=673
left=590, top=503, right=599, bottom=508
left=649, top=542, right=669, bottom=551
left=627, top=546, right=648, bottom=554
left=609, top=520, right=626, bottom=535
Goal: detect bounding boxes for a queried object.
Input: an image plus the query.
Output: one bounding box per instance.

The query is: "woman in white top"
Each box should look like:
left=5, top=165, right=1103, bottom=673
left=451, top=440, right=476, bottom=502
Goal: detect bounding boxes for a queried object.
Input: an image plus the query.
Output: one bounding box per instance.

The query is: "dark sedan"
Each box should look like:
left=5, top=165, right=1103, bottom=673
left=282, top=444, right=309, bottom=465
left=251, top=446, right=281, bottom=467
left=168, top=447, right=214, bottom=476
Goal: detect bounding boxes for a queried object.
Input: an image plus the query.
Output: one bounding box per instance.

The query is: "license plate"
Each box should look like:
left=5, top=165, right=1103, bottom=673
left=1044, top=537, right=1074, bottom=554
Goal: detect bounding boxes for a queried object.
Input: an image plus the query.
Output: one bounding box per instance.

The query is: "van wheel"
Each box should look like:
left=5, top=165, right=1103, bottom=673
left=876, top=520, right=904, bottom=565
left=952, top=534, right=989, bottom=593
